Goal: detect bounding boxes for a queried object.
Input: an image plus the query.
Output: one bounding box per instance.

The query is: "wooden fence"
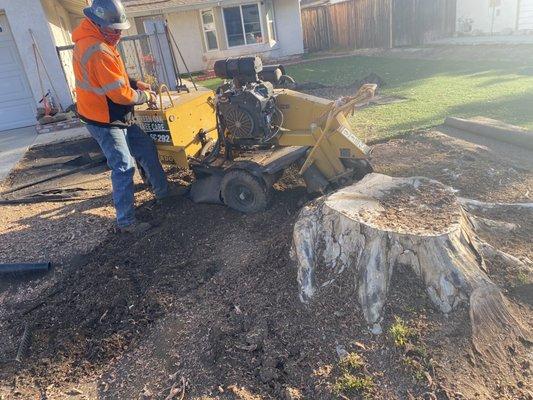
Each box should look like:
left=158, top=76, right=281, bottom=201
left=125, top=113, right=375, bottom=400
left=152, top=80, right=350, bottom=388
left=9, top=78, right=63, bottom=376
left=301, top=0, right=457, bottom=52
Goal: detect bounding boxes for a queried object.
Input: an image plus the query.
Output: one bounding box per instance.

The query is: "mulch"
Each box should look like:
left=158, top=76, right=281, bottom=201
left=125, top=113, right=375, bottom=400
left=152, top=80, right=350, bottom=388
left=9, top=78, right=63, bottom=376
left=0, top=129, right=531, bottom=399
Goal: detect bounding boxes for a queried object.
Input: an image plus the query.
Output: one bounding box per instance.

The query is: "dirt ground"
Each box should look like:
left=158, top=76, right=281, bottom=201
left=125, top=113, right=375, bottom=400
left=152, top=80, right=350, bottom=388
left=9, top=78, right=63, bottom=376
left=0, top=124, right=531, bottom=400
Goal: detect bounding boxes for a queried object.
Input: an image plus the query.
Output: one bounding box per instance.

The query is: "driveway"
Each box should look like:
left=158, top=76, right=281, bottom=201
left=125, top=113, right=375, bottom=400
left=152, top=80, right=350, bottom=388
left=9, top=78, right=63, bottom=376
left=0, top=125, right=90, bottom=183
left=431, top=35, right=533, bottom=45
left=0, top=126, right=37, bottom=182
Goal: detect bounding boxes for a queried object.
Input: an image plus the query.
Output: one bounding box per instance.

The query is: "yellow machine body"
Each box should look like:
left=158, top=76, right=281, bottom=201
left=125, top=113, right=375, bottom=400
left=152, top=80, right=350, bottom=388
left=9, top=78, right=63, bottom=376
left=135, top=84, right=374, bottom=194
left=273, top=89, right=371, bottom=183
left=135, top=90, right=217, bottom=169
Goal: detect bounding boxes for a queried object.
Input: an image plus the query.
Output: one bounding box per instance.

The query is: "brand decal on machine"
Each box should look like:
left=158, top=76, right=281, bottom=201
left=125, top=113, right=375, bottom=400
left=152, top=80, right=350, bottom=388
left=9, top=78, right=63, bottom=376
left=337, top=126, right=370, bottom=155
left=136, top=115, right=173, bottom=144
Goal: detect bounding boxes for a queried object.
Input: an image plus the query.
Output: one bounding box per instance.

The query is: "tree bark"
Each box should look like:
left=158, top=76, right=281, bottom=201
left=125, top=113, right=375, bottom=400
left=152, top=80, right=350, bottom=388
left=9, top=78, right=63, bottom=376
left=291, top=173, right=530, bottom=359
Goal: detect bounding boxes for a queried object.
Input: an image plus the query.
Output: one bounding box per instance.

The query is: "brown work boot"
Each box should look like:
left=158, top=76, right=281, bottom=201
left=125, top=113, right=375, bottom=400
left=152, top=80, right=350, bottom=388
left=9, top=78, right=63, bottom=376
left=118, top=221, right=152, bottom=235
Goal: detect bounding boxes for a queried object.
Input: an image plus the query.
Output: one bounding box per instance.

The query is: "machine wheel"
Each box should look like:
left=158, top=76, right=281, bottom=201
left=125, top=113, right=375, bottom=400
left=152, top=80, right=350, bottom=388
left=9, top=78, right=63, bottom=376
left=221, top=170, right=272, bottom=213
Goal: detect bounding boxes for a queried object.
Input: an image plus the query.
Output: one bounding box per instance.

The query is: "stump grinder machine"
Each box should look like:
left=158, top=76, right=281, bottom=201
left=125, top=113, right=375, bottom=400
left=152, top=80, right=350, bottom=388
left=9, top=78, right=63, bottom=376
left=135, top=56, right=376, bottom=213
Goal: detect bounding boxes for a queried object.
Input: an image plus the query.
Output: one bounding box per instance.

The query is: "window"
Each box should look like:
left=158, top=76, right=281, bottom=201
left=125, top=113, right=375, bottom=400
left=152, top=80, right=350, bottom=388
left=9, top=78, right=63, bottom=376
left=201, top=9, right=219, bottom=51
left=265, top=0, right=276, bottom=41
left=223, top=4, right=263, bottom=47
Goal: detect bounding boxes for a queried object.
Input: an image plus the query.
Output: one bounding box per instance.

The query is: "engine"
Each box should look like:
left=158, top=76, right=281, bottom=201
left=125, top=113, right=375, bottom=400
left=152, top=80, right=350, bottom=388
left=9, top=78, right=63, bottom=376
left=214, top=57, right=283, bottom=146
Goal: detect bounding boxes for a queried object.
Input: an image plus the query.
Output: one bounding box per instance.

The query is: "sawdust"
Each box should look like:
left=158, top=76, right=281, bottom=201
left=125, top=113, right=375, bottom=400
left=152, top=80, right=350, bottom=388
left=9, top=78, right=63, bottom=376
left=372, top=181, right=460, bottom=234
left=371, top=130, right=533, bottom=203
left=0, top=139, right=115, bottom=266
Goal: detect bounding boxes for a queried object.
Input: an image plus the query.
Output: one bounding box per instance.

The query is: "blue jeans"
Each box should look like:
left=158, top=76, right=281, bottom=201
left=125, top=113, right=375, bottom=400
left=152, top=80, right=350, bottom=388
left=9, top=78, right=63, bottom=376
left=86, top=123, right=169, bottom=228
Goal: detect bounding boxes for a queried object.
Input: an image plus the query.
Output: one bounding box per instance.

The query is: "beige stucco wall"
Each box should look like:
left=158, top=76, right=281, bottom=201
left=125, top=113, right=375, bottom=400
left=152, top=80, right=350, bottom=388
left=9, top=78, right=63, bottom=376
left=166, top=10, right=206, bottom=72
left=457, top=0, right=519, bottom=34
left=272, top=0, right=304, bottom=57
left=41, top=0, right=79, bottom=99
left=164, top=0, right=304, bottom=71
left=41, top=0, right=73, bottom=46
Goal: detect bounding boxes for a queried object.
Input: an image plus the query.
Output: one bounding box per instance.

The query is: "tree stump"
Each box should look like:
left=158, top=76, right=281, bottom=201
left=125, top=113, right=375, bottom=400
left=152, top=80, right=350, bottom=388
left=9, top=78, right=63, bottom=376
left=291, top=173, right=529, bottom=359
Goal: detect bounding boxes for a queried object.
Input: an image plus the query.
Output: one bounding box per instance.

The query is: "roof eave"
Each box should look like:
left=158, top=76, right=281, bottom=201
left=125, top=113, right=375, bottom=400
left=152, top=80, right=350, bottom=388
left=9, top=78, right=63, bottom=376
left=126, top=1, right=225, bottom=17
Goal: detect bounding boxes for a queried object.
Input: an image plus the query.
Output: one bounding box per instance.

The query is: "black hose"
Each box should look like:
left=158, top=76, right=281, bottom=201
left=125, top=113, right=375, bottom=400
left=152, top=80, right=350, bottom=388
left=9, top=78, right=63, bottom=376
left=0, top=262, right=51, bottom=274
left=201, top=110, right=225, bottom=165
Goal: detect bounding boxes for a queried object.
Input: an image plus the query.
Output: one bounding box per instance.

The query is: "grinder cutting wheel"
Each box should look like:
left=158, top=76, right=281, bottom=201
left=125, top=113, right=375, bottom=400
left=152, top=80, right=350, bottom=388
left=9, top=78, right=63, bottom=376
left=136, top=56, right=375, bottom=213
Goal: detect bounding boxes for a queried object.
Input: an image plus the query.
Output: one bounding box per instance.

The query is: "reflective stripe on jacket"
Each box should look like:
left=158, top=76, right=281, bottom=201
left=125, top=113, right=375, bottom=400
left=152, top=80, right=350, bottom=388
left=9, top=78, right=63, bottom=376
left=72, top=19, right=147, bottom=127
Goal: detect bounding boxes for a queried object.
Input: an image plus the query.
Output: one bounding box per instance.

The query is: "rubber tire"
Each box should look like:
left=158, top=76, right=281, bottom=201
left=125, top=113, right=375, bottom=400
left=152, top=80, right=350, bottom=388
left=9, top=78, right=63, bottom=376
left=221, top=170, right=271, bottom=213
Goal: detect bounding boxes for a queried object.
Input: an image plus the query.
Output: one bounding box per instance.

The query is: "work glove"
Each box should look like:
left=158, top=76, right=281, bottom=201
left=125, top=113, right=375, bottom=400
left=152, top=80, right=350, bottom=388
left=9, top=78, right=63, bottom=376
left=143, top=90, right=157, bottom=105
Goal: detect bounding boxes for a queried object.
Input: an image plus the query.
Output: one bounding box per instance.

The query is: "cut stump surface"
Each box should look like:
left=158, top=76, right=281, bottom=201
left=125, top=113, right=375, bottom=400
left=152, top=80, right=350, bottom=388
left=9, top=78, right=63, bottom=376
left=292, top=173, right=529, bottom=360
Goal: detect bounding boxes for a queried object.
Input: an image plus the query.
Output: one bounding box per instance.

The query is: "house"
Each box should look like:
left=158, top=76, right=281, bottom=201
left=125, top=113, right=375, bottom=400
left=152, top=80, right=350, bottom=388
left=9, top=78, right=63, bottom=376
left=123, top=0, right=304, bottom=72
left=0, top=0, right=304, bottom=132
left=0, top=0, right=86, bottom=131
left=456, top=0, right=533, bottom=34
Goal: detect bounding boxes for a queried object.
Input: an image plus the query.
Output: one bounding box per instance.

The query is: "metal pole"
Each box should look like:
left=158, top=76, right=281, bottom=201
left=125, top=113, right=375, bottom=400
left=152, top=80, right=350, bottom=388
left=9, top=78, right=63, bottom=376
left=32, top=44, right=47, bottom=104
left=29, top=29, right=64, bottom=111
left=389, top=0, right=394, bottom=49
left=56, top=47, right=76, bottom=104
left=163, top=22, right=183, bottom=89
left=165, top=21, right=198, bottom=91
left=145, top=35, right=157, bottom=85
left=153, top=22, right=171, bottom=87
left=133, top=39, right=146, bottom=82
left=117, top=41, right=128, bottom=77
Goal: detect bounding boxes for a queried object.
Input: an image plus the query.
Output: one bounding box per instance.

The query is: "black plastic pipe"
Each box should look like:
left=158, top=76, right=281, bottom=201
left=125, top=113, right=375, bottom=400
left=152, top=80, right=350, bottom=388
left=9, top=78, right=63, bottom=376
left=1, top=158, right=105, bottom=196
left=0, top=262, right=51, bottom=274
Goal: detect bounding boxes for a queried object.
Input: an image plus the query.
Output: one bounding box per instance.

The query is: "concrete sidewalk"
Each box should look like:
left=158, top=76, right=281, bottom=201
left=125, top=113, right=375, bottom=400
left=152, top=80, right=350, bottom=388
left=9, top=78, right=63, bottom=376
left=431, top=35, right=533, bottom=45
left=0, top=125, right=90, bottom=183
left=0, top=126, right=37, bottom=182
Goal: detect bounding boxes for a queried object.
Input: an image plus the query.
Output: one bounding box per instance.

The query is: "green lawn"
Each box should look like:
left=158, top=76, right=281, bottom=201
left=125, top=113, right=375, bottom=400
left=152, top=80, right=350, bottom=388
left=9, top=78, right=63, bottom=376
left=198, top=77, right=223, bottom=91
left=286, top=56, right=533, bottom=140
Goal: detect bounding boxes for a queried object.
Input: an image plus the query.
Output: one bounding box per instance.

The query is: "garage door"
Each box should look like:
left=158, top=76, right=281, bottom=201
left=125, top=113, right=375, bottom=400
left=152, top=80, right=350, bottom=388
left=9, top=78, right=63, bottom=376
left=0, top=13, right=35, bottom=131
left=518, top=0, right=533, bottom=30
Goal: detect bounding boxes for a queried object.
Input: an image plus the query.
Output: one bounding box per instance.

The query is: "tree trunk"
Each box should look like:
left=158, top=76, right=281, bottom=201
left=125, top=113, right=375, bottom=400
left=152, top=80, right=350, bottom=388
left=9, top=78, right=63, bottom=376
left=291, top=173, right=530, bottom=359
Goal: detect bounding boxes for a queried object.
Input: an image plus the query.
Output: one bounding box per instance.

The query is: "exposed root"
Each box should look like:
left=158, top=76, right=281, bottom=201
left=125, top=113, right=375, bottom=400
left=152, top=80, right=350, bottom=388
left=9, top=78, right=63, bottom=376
left=468, top=215, right=519, bottom=235
left=474, top=240, right=532, bottom=272
left=470, top=286, right=531, bottom=362
left=459, top=197, right=533, bottom=212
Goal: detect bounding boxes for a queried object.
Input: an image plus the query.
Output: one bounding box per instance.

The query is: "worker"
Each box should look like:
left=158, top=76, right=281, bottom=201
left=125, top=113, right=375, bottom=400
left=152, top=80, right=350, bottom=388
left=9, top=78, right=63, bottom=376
left=73, top=0, right=175, bottom=234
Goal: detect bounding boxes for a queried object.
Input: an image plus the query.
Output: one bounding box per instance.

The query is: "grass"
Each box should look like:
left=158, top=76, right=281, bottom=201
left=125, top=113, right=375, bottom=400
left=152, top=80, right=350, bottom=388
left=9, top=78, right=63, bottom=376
left=334, top=352, right=374, bottom=398
left=339, top=352, right=365, bottom=371
left=333, top=374, right=374, bottom=397
left=286, top=55, right=533, bottom=140
left=389, top=316, right=414, bottom=347
left=199, top=77, right=223, bottom=91
left=402, top=358, right=426, bottom=382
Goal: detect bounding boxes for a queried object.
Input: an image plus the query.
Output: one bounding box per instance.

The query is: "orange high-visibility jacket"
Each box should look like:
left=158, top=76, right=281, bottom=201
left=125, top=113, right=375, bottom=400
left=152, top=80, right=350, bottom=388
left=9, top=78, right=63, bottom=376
left=72, top=19, right=148, bottom=126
